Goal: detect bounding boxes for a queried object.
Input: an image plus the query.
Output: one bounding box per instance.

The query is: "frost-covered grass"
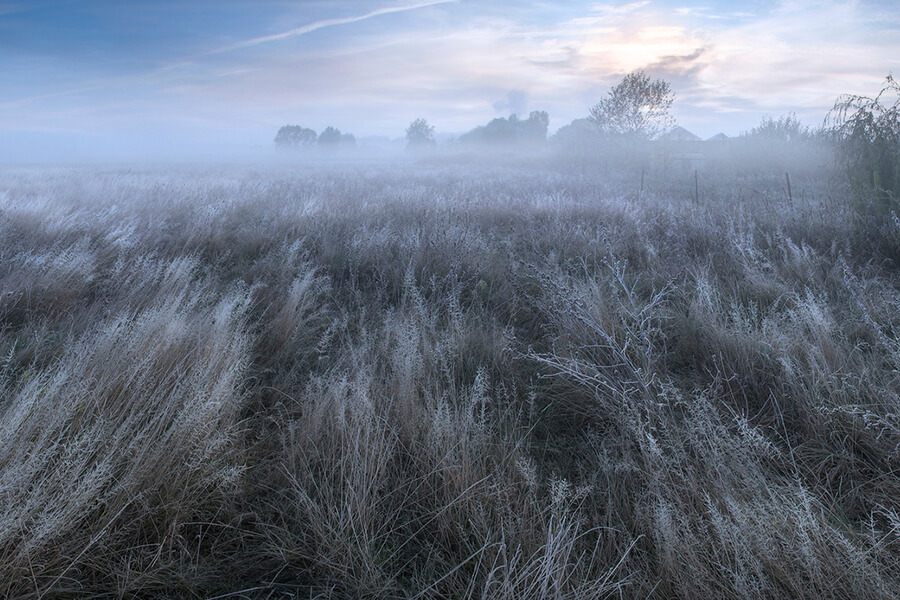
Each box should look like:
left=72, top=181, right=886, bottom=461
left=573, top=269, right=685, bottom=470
left=1, top=162, right=899, bottom=598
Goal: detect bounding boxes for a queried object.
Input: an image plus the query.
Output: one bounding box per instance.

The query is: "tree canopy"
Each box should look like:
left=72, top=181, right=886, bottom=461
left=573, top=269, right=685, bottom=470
left=827, top=75, right=900, bottom=200
left=589, top=70, right=675, bottom=139
left=746, top=113, right=812, bottom=143
left=460, top=111, right=551, bottom=146
left=317, top=126, right=356, bottom=148
left=274, top=125, right=317, bottom=148
left=406, top=118, right=436, bottom=150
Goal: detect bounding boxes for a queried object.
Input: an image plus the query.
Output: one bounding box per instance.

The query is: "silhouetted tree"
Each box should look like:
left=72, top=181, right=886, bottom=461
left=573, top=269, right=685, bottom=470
left=315, top=127, right=356, bottom=149
left=483, top=117, right=517, bottom=144
left=828, top=75, right=900, bottom=200
left=589, top=70, right=675, bottom=139
left=458, top=125, right=486, bottom=144
left=747, top=113, right=811, bottom=142
left=406, top=118, right=436, bottom=150
left=274, top=125, right=317, bottom=148
left=552, top=118, right=600, bottom=149
left=519, top=110, right=550, bottom=143
left=459, top=111, right=551, bottom=147
left=317, top=126, right=343, bottom=146
left=728, top=113, right=827, bottom=177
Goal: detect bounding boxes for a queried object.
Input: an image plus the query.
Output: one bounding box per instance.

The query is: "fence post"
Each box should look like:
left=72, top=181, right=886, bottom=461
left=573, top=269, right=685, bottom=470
left=694, top=169, right=699, bottom=204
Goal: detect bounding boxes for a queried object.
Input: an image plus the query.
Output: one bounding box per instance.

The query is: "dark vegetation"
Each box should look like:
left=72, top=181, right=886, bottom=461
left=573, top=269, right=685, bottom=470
left=458, top=111, right=551, bottom=146
left=828, top=74, right=900, bottom=206
left=588, top=70, right=675, bottom=138
left=1, top=75, right=899, bottom=598
left=2, top=147, right=900, bottom=599
left=406, top=119, right=437, bottom=151
left=274, top=125, right=356, bottom=150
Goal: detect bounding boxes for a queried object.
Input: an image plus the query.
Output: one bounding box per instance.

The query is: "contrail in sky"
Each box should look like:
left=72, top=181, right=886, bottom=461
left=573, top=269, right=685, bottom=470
left=0, top=0, right=458, bottom=108
left=210, top=0, right=458, bottom=54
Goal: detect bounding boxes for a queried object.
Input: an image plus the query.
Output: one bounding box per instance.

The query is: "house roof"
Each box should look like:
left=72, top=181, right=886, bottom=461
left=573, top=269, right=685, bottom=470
left=658, top=126, right=701, bottom=141
left=706, top=132, right=730, bottom=141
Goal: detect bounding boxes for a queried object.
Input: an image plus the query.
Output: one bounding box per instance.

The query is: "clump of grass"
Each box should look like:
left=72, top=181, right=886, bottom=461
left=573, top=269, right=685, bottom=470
left=0, top=263, right=251, bottom=597
left=1, top=160, right=900, bottom=598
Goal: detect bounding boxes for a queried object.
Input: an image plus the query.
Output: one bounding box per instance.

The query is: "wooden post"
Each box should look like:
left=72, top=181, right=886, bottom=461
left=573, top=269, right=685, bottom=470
left=639, top=168, right=645, bottom=199
left=694, top=169, right=699, bottom=204
left=785, top=172, right=793, bottom=203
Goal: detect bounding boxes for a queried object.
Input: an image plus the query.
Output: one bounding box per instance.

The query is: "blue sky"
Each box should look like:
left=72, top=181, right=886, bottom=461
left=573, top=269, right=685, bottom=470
left=1, top=0, right=898, bottom=160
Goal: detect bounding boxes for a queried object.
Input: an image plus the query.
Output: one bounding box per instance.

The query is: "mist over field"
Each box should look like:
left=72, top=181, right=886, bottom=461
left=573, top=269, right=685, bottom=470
left=3, top=1, right=900, bottom=599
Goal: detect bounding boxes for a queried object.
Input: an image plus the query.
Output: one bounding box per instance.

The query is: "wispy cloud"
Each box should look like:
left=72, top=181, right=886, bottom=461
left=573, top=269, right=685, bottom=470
left=589, top=1, right=651, bottom=16
left=130, top=0, right=900, bottom=136
left=209, top=0, right=459, bottom=54
left=2, top=0, right=898, bottom=157
left=1, top=1, right=459, bottom=111
left=0, top=84, right=105, bottom=110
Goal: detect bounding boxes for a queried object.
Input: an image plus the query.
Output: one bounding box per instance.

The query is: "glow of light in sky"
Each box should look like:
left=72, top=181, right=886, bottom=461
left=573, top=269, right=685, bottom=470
left=0, top=0, right=897, bottom=161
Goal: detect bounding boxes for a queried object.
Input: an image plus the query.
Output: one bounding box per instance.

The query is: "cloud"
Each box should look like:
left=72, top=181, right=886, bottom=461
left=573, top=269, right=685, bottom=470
left=209, top=0, right=459, bottom=54
left=550, top=0, right=900, bottom=132
left=493, top=90, right=528, bottom=115
left=589, top=1, right=651, bottom=17
left=697, top=2, right=897, bottom=112
left=643, top=47, right=710, bottom=88
left=3, top=0, right=899, bottom=150
left=141, top=0, right=900, bottom=137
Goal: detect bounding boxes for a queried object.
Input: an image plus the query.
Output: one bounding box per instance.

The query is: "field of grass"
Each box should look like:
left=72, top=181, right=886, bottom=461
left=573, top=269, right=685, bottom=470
left=2, top=160, right=900, bottom=598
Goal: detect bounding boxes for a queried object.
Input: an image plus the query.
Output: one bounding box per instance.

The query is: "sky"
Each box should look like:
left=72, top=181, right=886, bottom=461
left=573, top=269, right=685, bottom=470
left=0, top=0, right=898, bottom=161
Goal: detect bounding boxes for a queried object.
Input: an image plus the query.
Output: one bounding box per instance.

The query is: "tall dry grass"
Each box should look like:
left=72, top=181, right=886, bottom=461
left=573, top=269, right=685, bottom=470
left=0, top=162, right=898, bottom=598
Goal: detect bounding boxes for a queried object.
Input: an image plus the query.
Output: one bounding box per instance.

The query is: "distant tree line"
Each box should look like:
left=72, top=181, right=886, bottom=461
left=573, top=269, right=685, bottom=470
left=274, top=125, right=356, bottom=150
left=270, top=70, right=846, bottom=154
left=458, top=111, right=550, bottom=146
left=272, top=71, right=898, bottom=207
